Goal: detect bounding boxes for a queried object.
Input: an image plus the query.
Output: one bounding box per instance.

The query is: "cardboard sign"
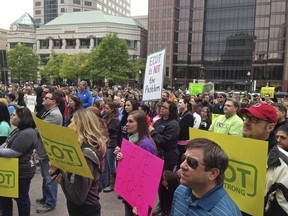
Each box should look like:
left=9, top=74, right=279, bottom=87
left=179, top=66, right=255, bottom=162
left=0, top=157, right=19, bottom=198
left=26, top=95, right=36, bottom=113
left=189, top=83, right=203, bottom=95
left=189, top=128, right=267, bottom=216
left=34, top=116, right=93, bottom=179
left=260, top=87, right=275, bottom=98
left=143, top=49, right=166, bottom=101
left=114, top=139, right=164, bottom=216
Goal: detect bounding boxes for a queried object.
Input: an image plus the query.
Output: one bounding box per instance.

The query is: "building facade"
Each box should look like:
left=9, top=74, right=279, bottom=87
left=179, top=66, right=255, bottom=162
left=34, top=0, right=131, bottom=25
left=148, top=0, right=288, bottom=92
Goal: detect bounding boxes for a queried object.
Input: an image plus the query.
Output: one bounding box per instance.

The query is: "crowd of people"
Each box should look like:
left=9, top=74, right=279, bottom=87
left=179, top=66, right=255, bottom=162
left=0, top=81, right=287, bottom=215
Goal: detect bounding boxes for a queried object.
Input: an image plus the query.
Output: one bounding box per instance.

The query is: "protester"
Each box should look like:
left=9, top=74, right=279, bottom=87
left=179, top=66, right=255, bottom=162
left=0, top=107, right=38, bottom=216
left=171, top=138, right=241, bottom=215
left=199, top=106, right=212, bottom=131
left=64, top=95, right=82, bottom=127
left=114, top=110, right=156, bottom=216
left=5, top=93, right=18, bottom=116
left=0, top=102, right=11, bottom=144
left=264, top=124, right=288, bottom=215
left=241, top=102, right=277, bottom=153
left=102, top=102, right=120, bottom=193
left=189, top=99, right=201, bottom=129
left=209, top=99, right=243, bottom=136
left=212, top=93, right=226, bottom=114
left=77, top=81, right=92, bottom=108
left=118, top=99, right=138, bottom=146
left=177, top=97, right=194, bottom=169
left=36, top=92, right=63, bottom=214
left=139, top=104, right=152, bottom=126
left=49, top=109, right=106, bottom=216
left=149, top=101, right=179, bottom=171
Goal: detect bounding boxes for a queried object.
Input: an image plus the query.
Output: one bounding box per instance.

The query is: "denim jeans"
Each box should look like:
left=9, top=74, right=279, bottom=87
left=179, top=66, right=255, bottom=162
left=0, top=177, right=32, bottom=216
left=105, top=148, right=116, bottom=174
left=39, top=158, right=58, bottom=208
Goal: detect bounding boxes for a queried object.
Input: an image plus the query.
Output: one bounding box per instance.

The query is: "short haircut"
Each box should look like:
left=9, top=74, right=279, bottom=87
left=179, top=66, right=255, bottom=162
left=140, top=104, right=150, bottom=115
left=277, top=124, right=288, bottom=135
left=51, top=92, right=62, bottom=105
left=225, top=98, right=240, bottom=110
left=186, top=138, right=229, bottom=184
left=272, top=103, right=287, bottom=116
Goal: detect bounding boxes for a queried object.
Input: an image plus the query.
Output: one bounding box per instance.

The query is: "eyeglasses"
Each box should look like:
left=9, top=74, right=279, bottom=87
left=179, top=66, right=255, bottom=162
left=44, top=96, right=53, bottom=100
left=183, top=155, right=206, bottom=169
left=242, top=114, right=270, bottom=124
left=217, top=96, right=223, bottom=99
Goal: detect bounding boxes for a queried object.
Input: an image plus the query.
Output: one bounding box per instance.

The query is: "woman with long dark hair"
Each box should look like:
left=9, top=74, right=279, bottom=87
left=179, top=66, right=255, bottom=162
left=115, top=110, right=156, bottom=216
left=118, top=99, right=139, bottom=146
left=64, top=95, right=82, bottom=127
left=0, top=107, right=37, bottom=216
left=102, top=102, right=120, bottom=192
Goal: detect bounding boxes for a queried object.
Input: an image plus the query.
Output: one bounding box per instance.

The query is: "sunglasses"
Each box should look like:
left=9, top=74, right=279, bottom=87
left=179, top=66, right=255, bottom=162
left=183, top=155, right=206, bottom=169
left=242, top=114, right=271, bottom=124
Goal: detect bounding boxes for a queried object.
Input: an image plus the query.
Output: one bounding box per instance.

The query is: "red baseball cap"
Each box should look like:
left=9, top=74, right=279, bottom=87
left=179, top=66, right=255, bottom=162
left=241, top=102, right=277, bottom=123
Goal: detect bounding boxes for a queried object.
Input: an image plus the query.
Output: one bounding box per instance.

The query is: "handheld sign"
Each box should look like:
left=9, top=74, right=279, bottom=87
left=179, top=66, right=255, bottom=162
left=260, top=87, right=275, bottom=98
left=142, top=49, right=166, bottom=101
left=34, top=116, right=93, bottom=179
left=189, top=128, right=267, bottom=216
left=114, top=139, right=164, bottom=216
left=0, top=158, right=18, bottom=198
left=26, top=95, right=37, bottom=113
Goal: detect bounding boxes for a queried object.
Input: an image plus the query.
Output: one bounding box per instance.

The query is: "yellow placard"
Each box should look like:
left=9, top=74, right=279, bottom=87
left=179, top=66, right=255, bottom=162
left=34, top=116, right=93, bottom=179
left=189, top=128, right=267, bottom=216
left=212, top=113, right=223, bottom=124
left=260, top=87, right=275, bottom=98
left=0, top=157, right=19, bottom=198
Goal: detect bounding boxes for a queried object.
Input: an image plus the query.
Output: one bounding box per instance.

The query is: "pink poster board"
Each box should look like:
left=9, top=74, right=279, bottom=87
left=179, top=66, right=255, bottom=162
left=114, top=139, right=164, bottom=216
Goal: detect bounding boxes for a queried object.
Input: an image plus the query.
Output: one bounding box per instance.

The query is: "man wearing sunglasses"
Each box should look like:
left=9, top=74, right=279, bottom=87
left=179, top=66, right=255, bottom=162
left=171, top=138, right=241, bottom=215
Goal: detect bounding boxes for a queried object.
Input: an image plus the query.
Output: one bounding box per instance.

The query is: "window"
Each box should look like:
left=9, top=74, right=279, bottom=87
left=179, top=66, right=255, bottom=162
left=73, top=0, right=81, bottom=4
left=85, top=1, right=92, bottom=6
left=35, top=10, right=41, bottom=15
left=61, top=0, right=65, bottom=3
left=73, top=8, right=81, bottom=12
left=61, top=8, right=66, bottom=12
left=35, top=1, right=41, bottom=6
left=35, top=18, right=41, bottom=23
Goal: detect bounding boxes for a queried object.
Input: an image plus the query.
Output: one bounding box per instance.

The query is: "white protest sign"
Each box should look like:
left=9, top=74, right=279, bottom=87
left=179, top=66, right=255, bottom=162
left=142, top=49, right=166, bottom=101
left=26, top=95, right=36, bottom=113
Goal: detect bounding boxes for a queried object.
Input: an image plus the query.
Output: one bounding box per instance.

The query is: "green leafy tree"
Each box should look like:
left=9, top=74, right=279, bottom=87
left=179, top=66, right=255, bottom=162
left=89, top=33, right=131, bottom=85
left=7, top=44, right=39, bottom=83
left=60, top=52, right=90, bottom=82
left=41, top=52, right=68, bottom=82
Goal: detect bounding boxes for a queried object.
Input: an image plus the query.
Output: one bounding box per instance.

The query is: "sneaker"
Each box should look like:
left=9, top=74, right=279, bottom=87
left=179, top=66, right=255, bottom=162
left=36, top=198, right=45, bottom=204
left=36, top=205, right=55, bottom=214
left=103, top=185, right=114, bottom=193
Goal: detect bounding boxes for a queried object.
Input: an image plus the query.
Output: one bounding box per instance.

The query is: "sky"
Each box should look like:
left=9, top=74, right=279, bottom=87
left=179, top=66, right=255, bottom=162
left=0, top=0, right=148, bottom=30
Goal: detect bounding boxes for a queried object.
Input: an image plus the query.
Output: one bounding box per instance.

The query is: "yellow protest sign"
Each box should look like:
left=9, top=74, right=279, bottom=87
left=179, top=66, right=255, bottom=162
left=34, top=116, right=93, bottom=179
left=0, top=157, right=18, bottom=198
left=260, top=87, right=275, bottom=98
left=189, top=83, right=203, bottom=95
left=189, top=128, right=267, bottom=216
left=212, top=113, right=223, bottom=124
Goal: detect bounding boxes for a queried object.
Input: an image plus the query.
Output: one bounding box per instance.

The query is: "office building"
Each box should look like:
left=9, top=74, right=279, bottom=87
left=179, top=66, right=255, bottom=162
left=148, top=0, right=288, bottom=91
left=34, top=0, right=131, bottom=25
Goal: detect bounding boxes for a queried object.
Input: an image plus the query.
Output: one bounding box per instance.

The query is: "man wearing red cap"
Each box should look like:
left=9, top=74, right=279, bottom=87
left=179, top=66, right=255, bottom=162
left=241, top=102, right=285, bottom=215
left=241, top=102, right=277, bottom=152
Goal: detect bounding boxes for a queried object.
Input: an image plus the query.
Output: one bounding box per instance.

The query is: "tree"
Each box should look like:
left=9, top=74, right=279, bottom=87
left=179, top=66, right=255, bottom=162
left=131, top=57, right=146, bottom=89
left=59, top=52, right=90, bottom=82
left=41, top=52, right=68, bottom=83
left=7, top=44, right=39, bottom=83
left=89, top=33, right=132, bottom=85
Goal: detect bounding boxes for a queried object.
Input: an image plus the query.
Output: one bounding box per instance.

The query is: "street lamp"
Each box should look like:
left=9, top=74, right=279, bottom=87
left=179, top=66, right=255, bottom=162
left=247, top=71, right=251, bottom=92
left=138, top=70, right=141, bottom=89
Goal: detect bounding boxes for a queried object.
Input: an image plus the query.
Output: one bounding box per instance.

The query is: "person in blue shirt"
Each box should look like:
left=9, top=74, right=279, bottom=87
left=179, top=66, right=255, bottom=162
left=76, top=81, right=92, bottom=108
left=171, top=138, right=241, bottom=216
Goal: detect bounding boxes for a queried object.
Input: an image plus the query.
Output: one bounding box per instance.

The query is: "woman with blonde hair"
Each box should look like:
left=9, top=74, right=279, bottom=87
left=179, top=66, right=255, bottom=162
left=50, top=109, right=106, bottom=216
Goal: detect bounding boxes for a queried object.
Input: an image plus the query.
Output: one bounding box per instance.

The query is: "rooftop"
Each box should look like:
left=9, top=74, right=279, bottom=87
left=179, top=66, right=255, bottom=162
left=46, top=10, right=144, bottom=28
left=13, top=13, right=39, bottom=28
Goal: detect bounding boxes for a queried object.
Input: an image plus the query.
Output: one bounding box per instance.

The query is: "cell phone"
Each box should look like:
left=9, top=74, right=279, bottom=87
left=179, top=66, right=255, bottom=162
left=50, top=169, right=61, bottom=177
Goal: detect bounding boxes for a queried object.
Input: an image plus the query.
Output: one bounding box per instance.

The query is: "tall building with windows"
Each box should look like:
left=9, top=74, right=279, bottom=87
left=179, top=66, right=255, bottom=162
left=34, top=0, right=131, bottom=25
left=148, top=0, right=288, bottom=91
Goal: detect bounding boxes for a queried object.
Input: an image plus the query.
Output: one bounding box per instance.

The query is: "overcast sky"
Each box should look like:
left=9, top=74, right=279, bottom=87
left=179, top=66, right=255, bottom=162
left=0, top=0, right=148, bottom=30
